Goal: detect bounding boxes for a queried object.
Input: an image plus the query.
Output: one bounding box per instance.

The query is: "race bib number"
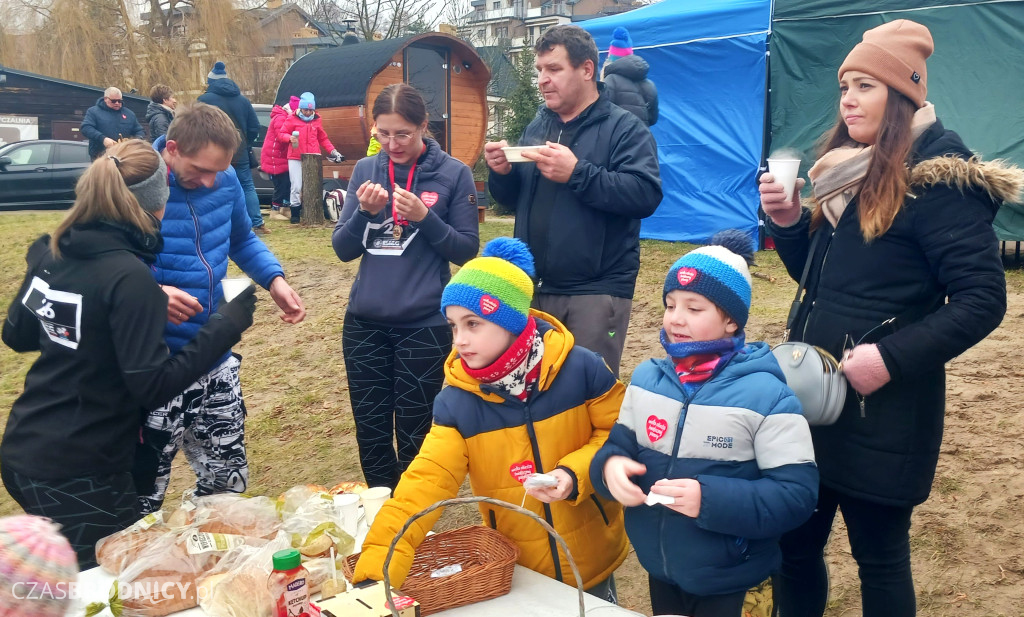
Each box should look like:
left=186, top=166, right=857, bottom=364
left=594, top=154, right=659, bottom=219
left=362, top=217, right=420, bottom=256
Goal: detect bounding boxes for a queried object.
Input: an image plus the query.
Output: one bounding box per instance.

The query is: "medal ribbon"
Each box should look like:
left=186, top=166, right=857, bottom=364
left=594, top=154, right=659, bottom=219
left=388, top=143, right=426, bottom=227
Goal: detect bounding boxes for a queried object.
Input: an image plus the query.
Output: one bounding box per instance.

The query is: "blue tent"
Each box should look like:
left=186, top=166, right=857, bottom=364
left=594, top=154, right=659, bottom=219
left=581, top=0, right=772, bottom=244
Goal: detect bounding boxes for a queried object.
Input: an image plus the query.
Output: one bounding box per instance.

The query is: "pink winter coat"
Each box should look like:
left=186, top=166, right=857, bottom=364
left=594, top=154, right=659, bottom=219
left=279, top=113, right=336, bottom=161
left=260, top=104, right=292, bottom=175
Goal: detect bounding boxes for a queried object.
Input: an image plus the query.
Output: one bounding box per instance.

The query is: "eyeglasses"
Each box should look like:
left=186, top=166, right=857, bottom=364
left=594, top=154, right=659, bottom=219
left=106, top=98, right=123, bottom=104
left=376, top=131, right=415, bottom=145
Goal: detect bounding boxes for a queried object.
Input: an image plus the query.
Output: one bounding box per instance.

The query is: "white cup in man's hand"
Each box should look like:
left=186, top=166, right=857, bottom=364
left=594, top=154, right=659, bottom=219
left=221, top=277, right=252, bottom=302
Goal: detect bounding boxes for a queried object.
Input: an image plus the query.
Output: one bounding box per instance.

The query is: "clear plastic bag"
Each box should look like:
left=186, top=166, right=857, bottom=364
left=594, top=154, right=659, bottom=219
left=281, top=493, right=355, bottom=558
left=193, top=494, right=281, bottom=539
left=197, top=532, right=292, bottom=617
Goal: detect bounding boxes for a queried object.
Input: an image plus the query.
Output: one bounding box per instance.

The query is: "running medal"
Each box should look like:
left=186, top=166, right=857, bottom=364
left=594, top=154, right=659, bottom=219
left=388, top=143, right=426, bottom=243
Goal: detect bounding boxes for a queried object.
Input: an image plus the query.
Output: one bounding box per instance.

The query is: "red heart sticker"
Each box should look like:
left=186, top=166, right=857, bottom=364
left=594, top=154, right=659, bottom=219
left=646, top=415, right=668, bottom=442
left=480, top=295, right=500, bottom=315
left=677, top=268, right=699, bottom=286
left=388, top=596, right=418, bottom=610
left=421, top=191, right=439, bottom=207
left=509, top=460, right=535, bottom=483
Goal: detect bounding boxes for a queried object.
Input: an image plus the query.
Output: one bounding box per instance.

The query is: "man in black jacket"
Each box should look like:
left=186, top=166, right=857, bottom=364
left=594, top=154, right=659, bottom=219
left=80, top=87, right=145, bottom=159
left=484, top=25, right=662, bottom=376
left=197, top=61, right=267, bottom=234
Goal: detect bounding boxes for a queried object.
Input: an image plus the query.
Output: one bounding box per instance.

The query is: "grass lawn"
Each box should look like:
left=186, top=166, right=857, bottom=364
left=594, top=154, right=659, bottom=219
left=1, top=211, right=1022, bottom=616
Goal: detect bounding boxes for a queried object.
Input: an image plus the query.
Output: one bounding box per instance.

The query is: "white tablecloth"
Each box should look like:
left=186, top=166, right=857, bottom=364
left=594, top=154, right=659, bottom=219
left=70, top=564, right=641, bottom=617
left=66, top=505, right=641, bottom=617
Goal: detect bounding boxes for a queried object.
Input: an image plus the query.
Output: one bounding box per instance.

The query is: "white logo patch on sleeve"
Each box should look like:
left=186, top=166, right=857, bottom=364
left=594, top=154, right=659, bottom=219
left=22, top=276, right=83, bottom=349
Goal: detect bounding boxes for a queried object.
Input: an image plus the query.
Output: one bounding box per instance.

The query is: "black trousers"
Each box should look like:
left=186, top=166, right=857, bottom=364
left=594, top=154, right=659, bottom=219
left=648, top=575, right=746, bottom=617
left=270, top=171, right=290, bottom=206
left=775, top=483, right=916, bottom=617
left=2, top=465, right=139, bottom=569
left=341, top=313, right=451, bottom=489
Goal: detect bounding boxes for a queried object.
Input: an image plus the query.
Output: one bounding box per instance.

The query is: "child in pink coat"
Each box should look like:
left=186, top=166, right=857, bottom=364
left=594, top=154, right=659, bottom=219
left=279, top=91, right=341, bottom=223
left=262, top=95, right=297, bottom=220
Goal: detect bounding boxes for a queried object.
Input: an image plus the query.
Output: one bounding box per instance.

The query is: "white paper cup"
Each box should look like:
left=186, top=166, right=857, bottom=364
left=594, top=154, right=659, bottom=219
left=501, top=145, right=544, bottom=163
left=359, top=486, right=392, bottom=526
left=767, top=158, right=801, bottom=202
left=220, top=277, right=251, bottom=302
left=332, top=170, right=340, bottom=179
left=333, top=493, right=361, bottom=536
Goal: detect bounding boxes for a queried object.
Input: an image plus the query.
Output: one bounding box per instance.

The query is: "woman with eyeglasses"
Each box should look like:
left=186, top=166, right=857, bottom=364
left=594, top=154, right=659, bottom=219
left=332, top=83, right=480, bottom=489
left=760, top=21, right=1020, bottom=615
left=279, top=91, right=343, bottom=223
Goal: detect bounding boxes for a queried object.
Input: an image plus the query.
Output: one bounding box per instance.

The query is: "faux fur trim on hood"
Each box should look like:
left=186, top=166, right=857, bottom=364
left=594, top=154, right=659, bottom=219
left=910, top=156, right=1024, bottom=206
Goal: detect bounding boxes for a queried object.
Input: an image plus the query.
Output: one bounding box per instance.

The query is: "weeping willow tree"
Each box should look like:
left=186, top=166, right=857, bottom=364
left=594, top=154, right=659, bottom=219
left=0, top=0, right=277, bottom=102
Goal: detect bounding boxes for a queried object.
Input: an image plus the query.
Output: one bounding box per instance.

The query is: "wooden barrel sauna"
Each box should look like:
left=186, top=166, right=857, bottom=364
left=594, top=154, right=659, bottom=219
left=274, top=32, right=491, bottom=182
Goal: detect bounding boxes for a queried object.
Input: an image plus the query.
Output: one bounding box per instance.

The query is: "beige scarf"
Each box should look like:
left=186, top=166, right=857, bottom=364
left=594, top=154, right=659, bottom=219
left=808, top=103, right=937, bottom=227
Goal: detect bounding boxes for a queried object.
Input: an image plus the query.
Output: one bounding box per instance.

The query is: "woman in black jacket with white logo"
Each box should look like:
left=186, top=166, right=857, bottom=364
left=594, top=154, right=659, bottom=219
left=759, top=20, right=1022, bottom=617
left=1, top=139, right=257, bottom=568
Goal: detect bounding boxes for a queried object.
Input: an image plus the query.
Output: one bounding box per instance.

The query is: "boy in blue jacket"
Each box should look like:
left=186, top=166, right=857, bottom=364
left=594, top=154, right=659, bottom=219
left=590, top=231, right=818, bottom=617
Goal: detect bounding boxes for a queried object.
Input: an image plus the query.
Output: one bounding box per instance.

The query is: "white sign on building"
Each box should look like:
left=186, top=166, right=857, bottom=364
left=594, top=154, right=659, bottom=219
left=0, top=115, right=39, bottom=147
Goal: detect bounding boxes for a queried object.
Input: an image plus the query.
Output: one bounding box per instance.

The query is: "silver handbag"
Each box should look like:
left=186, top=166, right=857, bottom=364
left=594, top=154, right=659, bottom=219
left=771, top=341, right=846, bottom=425
left=771, top=230, right=848, bottom=426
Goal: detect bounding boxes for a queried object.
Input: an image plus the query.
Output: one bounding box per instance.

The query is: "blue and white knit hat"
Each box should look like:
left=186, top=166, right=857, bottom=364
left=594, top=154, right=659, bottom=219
left=441, top=237, right=535, bottom=335
left=608, top=27, right=634, bottom=59
left=299, top=92, right=316, bottom=110
left=207, top=61, right=228, bottom=82
left=664, top=230, right=755, bottom=329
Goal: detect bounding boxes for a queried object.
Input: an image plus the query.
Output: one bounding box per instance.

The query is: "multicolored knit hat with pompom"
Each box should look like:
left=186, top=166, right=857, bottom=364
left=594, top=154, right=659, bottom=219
left=608, top=27, right=633, bottom=59
left=664, top=229, right=755, bottom=329
left=0, top=515, right=78, bottom=617
left=441, top=237, right=535, bottom=334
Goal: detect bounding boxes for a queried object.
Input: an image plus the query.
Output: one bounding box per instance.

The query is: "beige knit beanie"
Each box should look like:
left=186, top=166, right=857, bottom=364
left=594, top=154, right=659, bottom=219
left=838, top=20, right=934, bottom=108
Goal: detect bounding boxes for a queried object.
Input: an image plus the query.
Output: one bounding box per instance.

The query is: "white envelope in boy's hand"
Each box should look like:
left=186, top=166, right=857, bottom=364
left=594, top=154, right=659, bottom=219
left=645, top=490, right=675, bottom=506
left=523, top=473, right=559, bottom=490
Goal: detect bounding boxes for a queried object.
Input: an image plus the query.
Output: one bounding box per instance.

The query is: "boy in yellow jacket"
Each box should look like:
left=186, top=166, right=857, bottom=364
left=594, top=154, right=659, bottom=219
left=353, top=237, right=627, bottom=601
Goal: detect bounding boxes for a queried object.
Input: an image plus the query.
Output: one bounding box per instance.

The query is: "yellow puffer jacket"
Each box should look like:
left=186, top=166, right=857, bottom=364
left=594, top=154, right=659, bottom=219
left=353, top=310, right=628, bottom=589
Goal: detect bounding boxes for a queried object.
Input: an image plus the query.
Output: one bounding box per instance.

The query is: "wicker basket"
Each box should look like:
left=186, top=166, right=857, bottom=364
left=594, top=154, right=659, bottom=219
left=344, top=496, right=586, bottom=617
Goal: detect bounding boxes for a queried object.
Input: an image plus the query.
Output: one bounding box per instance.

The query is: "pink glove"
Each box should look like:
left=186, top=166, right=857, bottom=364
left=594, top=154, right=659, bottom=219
left=842, top=344, right=891, bottom=396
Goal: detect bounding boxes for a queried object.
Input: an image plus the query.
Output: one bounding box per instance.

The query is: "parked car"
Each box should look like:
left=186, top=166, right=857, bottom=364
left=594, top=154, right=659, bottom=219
left=0, top=140, right=91, bottom=210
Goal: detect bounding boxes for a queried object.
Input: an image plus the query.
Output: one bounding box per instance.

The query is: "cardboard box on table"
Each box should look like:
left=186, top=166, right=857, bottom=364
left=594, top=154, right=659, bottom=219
left=315, top=579, right=420, bottom=617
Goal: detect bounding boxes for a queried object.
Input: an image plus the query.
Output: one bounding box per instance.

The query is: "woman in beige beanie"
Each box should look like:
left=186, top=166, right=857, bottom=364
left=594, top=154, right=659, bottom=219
left=758, top=19, right=1023, bottom=616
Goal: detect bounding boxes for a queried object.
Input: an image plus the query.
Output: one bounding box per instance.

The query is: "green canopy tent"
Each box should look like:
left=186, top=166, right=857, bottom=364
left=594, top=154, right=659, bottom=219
left=769, top=0, right=1024, bottom=240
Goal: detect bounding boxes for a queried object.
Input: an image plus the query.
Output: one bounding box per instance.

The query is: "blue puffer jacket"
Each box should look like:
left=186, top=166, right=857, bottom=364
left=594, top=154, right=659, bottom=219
left=152, top=136, right=284, bottom=359
left=590, top=342, right=818, bottom=596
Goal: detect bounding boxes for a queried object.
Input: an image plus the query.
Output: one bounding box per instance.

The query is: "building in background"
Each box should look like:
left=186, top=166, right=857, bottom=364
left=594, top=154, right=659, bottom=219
left=461, top=0, right=641, bottom=53
left=0, top=66, right=149, bottom=143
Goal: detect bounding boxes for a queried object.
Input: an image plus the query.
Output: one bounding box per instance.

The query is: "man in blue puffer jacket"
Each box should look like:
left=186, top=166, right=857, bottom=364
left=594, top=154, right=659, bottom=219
left=133, top=103, right=307, bottom=514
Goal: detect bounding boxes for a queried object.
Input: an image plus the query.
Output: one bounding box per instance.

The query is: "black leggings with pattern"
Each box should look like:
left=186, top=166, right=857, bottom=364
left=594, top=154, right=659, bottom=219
left=342, top=314, right=451, bottom=490
left=1, top=466, right=140, bottom=569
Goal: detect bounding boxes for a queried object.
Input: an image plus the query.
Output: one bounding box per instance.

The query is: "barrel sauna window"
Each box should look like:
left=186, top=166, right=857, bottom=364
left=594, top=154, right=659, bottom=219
left=405, top=44, right=450, bottom=153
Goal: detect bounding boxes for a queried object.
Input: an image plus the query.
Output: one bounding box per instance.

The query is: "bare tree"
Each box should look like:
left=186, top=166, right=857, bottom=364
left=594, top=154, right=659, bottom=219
left=442, top=0, right=472, bottom=29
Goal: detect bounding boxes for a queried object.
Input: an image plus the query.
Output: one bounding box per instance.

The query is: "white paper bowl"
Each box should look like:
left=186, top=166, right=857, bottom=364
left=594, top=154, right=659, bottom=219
left=502, top=145, right=545, bottom=163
